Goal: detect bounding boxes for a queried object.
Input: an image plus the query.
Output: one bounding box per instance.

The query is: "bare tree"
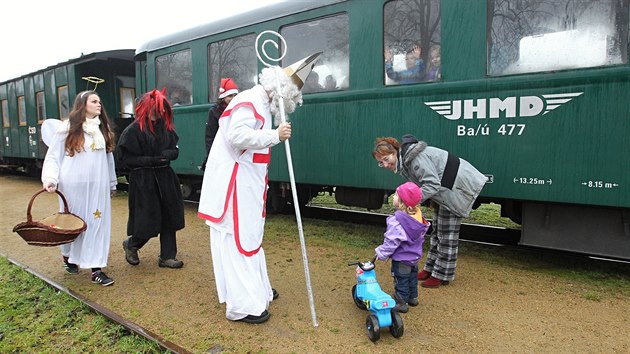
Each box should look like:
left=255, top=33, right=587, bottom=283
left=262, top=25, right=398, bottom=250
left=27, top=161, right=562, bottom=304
left=384, top=0, right=441, bottom=64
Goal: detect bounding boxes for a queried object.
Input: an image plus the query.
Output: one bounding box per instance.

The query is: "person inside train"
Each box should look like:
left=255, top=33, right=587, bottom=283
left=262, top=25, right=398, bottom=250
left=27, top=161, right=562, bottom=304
left=202, top=78, right=239, bottom=170
left=198, top=52, right=321, bottom=324
left=384, top=43, right=425, bottom=84
left=423, top=46, right=441, bottom=81
left=323, top=74, right=338, bottom=90
left=372, top=135, right=487, bottom=288
left=375, top=181, right=430, bottom=312
left=117, top=88, right=185, bottom=269
left=303, top=71, right=324, bottom=93
left=41, top=90, right=117, bottom=286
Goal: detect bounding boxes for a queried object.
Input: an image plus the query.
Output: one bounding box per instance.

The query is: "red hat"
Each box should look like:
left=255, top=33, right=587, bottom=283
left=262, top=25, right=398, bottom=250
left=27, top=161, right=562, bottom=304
left=218, top=78, right=239, bottom=99
left=396, top=182, right=422, bottom=207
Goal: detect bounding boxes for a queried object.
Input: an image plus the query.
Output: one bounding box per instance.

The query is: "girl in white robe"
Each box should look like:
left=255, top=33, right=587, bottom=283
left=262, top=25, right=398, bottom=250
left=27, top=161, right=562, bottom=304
left=41, top=90, right=117, bottom=286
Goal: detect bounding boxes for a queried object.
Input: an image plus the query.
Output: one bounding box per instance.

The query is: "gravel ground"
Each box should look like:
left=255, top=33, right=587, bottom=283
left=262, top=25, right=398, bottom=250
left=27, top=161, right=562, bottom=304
left=2, top=174, right=629, bottom=353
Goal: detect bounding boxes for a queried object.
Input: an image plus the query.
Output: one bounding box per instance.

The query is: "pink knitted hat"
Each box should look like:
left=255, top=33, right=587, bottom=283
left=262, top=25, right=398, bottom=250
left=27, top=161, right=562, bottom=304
left=396, top=182, right=422, bottom=207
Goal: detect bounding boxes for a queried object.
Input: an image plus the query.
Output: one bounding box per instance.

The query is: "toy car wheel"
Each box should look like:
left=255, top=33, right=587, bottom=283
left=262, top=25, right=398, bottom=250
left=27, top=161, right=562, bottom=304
left=389, top=310, right=404, bottom=338
left=366, top=314, right=380, bottom=342
left=352, top=285, right=367, bottom=310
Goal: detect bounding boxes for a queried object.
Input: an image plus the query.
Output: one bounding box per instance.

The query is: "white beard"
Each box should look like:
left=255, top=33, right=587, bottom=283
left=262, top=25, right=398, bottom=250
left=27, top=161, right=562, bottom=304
left=259, top=67, right=303, bottom=125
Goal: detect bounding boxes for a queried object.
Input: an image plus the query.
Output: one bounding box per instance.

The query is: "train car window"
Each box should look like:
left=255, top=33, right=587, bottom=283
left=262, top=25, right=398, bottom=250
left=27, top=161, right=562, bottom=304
left=280, top=13, right=349, bottom=93
left=18, top=96, right=26, bottom=126
left=1, top=100, right=8, bottom=127
left=488, top=0, right=629, bottom=76
left=156, top=49, right=193, bottom=106
left=120, top=88, right=135, bottom=118
left=208, top=33, right=257, bottom=102
left=384, top=0, right=442, bottom=86
left=36, top=91, right=45, bottom=124
left=58, top=86, right=70, bottom=119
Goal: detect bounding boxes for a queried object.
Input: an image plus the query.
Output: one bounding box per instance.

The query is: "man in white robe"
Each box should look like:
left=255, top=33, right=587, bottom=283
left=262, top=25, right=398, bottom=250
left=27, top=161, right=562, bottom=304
left=198, top=54, right=320, bottom=324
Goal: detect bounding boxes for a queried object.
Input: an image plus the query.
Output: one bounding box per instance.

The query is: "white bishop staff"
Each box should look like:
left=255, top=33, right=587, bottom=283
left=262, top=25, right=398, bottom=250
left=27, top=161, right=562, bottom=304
left=256, top=31, right=322, bottom=328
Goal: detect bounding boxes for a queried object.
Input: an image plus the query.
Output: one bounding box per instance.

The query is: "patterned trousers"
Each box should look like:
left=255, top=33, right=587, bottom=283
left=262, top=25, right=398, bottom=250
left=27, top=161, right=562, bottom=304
left=423, top=204, right=462, bottom=282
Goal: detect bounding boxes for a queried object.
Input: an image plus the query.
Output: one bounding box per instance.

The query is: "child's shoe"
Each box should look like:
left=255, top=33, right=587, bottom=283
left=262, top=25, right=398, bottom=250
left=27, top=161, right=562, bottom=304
left=392, top=293, right=409, bottom=313
left=407, top=298, right=419, bottom=306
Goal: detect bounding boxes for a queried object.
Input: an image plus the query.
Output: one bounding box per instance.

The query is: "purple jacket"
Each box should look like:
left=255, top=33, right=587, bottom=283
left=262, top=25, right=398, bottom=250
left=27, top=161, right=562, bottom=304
left=375, top=210, right=429, bottom=266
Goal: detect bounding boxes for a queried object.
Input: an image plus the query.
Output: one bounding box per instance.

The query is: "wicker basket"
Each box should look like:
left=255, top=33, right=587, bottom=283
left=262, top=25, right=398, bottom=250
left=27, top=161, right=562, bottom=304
left=13, top=189, right=87, bottom=247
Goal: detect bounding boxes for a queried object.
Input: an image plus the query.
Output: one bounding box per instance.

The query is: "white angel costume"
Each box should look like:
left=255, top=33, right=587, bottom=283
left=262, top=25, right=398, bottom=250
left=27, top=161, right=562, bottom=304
left=198, top=85, right=280, bottom=320
left=41, top=118, right=117, bottom=268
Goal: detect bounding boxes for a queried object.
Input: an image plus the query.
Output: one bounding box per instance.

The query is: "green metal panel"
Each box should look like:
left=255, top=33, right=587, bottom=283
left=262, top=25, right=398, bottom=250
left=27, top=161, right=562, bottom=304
left=347, top=0, right=382, bottom=90
left=169, top=105, right=210, bottom=175
left=34, top=74, right=44, bottom=92
left=442, top=0, right=486, bottom=80
left=54, top=66, right=68, bottom=87
left=190, top=41, right=210, bottom=105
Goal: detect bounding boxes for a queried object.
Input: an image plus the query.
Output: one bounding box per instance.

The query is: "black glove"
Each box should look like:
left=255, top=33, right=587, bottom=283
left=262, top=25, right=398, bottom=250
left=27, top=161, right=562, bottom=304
left=161, top=149, right=179, bottom=161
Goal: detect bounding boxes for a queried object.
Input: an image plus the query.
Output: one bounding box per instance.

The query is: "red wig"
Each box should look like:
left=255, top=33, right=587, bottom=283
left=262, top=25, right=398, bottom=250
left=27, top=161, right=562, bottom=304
left=135, top=88, right=174, bottom=133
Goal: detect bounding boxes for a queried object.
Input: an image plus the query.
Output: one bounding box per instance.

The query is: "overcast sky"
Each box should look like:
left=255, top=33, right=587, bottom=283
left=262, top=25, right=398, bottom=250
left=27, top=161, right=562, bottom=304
left=0, top=0, right=284, bottom=82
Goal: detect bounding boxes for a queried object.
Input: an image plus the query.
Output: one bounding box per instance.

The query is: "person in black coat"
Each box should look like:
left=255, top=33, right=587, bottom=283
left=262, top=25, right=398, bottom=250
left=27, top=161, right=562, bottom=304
left=202, top=78, right=238, bottom=169
left=117, top=88, right=185, bottom=269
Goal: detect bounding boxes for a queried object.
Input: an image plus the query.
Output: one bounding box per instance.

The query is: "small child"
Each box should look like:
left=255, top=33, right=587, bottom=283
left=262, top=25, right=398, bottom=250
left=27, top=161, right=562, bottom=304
left=375, top=181, right=430, bottom=313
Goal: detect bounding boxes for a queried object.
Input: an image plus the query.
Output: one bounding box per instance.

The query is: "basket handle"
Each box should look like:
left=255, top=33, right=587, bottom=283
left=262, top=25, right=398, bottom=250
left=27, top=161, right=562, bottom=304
left=26, top=189, right=70, bottom=223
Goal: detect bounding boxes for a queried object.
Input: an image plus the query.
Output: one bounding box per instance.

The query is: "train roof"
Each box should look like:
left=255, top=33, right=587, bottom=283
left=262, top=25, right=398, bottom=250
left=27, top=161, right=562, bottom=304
left=135, top=0, right=348, bottom=56
left=0, top=49, right=135, bottom=84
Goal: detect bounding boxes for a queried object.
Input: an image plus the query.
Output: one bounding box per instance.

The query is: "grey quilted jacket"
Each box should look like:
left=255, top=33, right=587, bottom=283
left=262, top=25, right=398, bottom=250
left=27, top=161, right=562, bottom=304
left=399, top=136, right=487, bottom=218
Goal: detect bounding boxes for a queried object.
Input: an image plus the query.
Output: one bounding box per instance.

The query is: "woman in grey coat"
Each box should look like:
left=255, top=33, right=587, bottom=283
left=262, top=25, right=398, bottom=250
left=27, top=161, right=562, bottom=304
left=372, top=134, right=487, bottom=288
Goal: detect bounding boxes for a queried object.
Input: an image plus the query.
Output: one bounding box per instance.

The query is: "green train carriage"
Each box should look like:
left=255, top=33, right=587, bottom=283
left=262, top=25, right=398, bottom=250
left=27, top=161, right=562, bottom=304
left=0, top=50, right=136, bottom=175
left=135, top=0, right=630, bottom=259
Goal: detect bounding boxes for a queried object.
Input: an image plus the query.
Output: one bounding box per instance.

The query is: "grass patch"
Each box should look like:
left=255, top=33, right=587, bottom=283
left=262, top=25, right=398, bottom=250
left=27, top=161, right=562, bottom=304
left=0, top=257, right=168, bottom=353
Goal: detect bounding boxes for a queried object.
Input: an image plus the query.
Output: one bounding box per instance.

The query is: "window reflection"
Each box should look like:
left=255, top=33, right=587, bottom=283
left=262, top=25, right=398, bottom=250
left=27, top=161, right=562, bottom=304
left=384, top=0, right=442, bottom=85
left=156, top=50, right=193, bottom=106
left=488, top=0, right=629, bottom=76
left=36, top=91, right=46, bottom=123
left=208, top=34, right=257, bottom=102
left=2, top=100, right=9, bottom=127
left=120, top=88, right=136, bottom=117
left=58, top=86, right=69, bottom=119
left=18, top=96, right=26, bottom=126
left=281, top=13, right=350, bottom=93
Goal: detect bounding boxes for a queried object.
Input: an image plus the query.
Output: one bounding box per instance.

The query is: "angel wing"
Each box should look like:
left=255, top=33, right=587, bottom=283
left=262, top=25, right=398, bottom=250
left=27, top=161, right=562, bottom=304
left=41, top=119, right=63, bottom=147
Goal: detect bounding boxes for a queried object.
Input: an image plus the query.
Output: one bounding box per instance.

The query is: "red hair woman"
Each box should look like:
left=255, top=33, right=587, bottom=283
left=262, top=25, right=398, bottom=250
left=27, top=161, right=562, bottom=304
left=117, top=89, right=185, bottom=269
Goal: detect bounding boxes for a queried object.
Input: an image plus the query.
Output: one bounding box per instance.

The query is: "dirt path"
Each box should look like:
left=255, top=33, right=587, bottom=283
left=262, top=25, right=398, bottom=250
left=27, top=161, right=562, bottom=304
left=2, top=174, right=629, bottom=353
